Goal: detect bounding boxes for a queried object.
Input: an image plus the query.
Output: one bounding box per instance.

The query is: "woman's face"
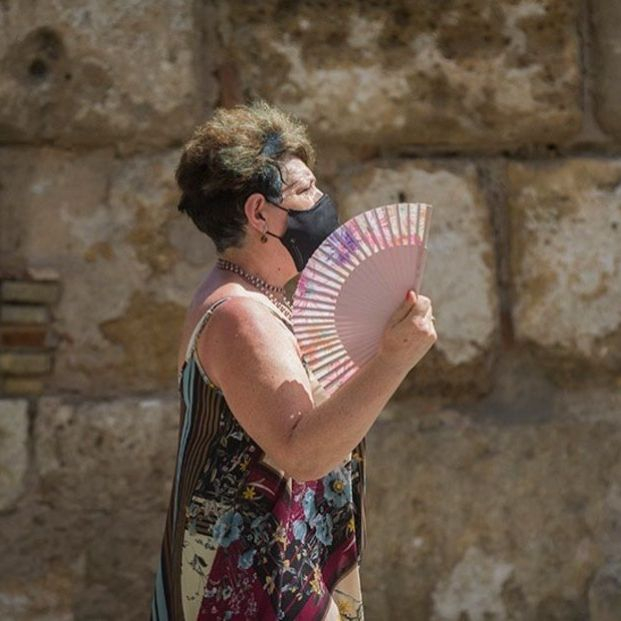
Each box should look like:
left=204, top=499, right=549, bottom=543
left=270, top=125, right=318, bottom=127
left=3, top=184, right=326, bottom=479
left=241, top=155, right=326, bottom=273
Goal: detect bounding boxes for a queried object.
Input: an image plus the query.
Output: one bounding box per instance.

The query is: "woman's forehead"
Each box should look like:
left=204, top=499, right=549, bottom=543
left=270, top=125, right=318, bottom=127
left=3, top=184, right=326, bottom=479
left=281, top=156, right=315, bottom=186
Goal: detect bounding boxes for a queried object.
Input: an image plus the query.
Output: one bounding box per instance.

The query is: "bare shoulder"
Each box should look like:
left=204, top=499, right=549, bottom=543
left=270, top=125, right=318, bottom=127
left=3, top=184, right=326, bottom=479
left=207, top=294, right=291, bottom=340
left=196, top=294, right=304, bottom=388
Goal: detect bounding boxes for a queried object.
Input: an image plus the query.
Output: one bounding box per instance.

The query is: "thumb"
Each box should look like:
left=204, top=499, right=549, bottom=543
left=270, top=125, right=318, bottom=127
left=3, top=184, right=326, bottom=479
left=391, top=289, right=417, bottom=324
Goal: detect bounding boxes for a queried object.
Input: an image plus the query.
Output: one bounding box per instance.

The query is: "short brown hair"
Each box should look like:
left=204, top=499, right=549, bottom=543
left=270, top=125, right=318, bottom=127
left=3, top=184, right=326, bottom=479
left=175, top=99, right=316, bottom=252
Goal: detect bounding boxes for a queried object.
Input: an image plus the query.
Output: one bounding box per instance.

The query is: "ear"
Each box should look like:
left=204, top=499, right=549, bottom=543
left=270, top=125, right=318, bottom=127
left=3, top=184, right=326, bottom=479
left=243, top=192, right=267, bottom=231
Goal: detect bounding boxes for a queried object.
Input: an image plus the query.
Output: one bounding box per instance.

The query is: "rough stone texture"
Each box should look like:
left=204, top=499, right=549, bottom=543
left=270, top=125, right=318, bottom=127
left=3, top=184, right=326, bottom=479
left=0, top=396, right=178, bottom=621
left=432, top=546, right=514, bottom=621
left=507, top=159, right=621, bottom=376
left=0, top=560, right=82, bottom=621
left=334, top=160, right=499, bottom=396
left=0, top=147, right=218, bottom=395
left=591, top=0, right=621, bottom=140
left=589, top=561, right=621, bottom=621
left=0, top=399, right=29, bottom=511
left=0, top=0, right=216, bottom=148
left=214, top=0, right=582, bottom=148
left=34, top=396, right=176, bottom=510
left=361, top=387, right=621, bottom=621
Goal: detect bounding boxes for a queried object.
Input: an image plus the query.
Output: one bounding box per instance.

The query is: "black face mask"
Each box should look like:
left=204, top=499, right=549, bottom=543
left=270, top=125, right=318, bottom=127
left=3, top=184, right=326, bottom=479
left=264, top=193, right=341, bottom=272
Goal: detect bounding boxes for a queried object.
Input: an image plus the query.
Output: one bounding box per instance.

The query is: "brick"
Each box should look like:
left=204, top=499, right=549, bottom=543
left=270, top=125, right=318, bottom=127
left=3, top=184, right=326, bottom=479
left=0, top=351, right=52, bottom=375
left=1, top=376, right=44, bottom=395
left=0, top=279, right=61, bottom=304
left=0, top=304, right=49, bottom=324
left=0, top=325, right=48, bottom=348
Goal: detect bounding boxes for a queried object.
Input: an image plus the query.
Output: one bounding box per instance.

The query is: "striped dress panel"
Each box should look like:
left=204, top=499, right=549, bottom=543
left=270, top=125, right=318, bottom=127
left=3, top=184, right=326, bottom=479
left=151, top=355, right=226, bottom=620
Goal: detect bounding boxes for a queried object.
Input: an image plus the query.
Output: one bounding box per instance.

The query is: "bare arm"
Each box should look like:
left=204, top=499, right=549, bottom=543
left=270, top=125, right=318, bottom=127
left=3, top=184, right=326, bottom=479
left=286, top=350, right=412, bottom=479
left=200, top=291, right=435, bottom=481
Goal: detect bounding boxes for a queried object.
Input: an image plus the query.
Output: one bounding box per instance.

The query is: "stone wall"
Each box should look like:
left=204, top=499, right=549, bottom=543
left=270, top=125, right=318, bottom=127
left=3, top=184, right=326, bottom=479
left=1, top=1, right=620, bottom=620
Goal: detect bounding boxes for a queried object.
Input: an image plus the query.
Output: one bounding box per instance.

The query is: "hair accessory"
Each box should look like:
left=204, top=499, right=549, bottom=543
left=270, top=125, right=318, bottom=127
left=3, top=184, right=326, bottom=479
left=291, top=203, right=433, bottom=395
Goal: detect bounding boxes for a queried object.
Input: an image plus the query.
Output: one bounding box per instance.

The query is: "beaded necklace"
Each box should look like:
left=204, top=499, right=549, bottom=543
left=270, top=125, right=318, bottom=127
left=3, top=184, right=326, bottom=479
left=216, top=257, right=292, bottom=320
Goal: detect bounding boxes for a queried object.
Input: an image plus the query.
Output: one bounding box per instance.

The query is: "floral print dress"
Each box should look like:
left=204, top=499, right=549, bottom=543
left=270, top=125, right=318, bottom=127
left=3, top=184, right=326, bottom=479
left=150, top=296, right=366, bottom=620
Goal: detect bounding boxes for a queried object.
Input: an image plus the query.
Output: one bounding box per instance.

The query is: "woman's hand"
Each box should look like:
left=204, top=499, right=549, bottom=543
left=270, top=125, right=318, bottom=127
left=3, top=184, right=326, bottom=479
left=377, top=289, right=437, bottom=373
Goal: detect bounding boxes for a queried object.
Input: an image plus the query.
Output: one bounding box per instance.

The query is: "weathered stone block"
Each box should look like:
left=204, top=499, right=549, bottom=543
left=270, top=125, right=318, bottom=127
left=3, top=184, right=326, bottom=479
left=362, top=388, right=621, bottom=620
left=334, top=159, right=499, bottom=394
left=216, top=0, right=582, bottom=148
left=591, top=0, right=621, bottom=140
left=1, top=304, right=49, bottom=324
left=1, top=279, right=61, bottom=305
left=0, top=397, right=179, bottom=620
left=0, top=0, right=216, bottom=147
left=1, top=377, right=45, bottom=396
left=0, top=352, right=51, bottom=375
left=507, top=159, right=621, bottom=372
left=35, top=396, right=178, bottom=508
left=0, top=147, right=217, bottom=395
left=0, top=399, right=29, bottom=511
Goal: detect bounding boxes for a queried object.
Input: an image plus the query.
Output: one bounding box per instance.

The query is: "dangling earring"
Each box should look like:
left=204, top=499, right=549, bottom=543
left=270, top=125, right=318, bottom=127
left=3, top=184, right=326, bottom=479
left=260, top=226, right=268, bottom=243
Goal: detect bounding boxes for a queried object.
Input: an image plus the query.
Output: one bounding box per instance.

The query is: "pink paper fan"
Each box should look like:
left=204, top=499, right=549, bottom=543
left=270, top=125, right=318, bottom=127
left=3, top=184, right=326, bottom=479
left=292, top=202, right=432, bottom=396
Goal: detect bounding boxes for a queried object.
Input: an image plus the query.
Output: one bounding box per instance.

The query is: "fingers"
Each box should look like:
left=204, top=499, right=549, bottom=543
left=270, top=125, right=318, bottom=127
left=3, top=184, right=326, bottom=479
left=391, top=290, right=418, bottom=325
left=424, top=308, right=436, bottom=331
left=392, top=290, right=434, bottom=327
left=405, top=293, right=431, bottom=320
left=405, top=293, right=434, bottom=339
left=407, top=306, right=436, bottom=344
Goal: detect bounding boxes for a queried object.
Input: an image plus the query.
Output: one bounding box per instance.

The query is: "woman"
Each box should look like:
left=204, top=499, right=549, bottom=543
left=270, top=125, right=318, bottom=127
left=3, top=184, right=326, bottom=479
left=150, top=100, right=437, bottom=620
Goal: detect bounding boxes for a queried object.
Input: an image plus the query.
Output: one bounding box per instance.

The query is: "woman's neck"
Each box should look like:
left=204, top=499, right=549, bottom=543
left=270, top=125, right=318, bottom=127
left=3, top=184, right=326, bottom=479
left=219, top=244, right=294, bottom=289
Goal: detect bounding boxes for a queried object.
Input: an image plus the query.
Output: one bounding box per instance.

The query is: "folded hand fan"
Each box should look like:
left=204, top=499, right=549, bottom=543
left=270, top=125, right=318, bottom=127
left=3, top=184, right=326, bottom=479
left=292, top=202, right=432, bottom=396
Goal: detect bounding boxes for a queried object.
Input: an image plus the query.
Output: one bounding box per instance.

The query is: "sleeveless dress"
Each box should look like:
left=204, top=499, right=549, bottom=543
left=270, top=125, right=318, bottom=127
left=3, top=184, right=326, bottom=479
left=150, top=296, right=367, bottom=620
